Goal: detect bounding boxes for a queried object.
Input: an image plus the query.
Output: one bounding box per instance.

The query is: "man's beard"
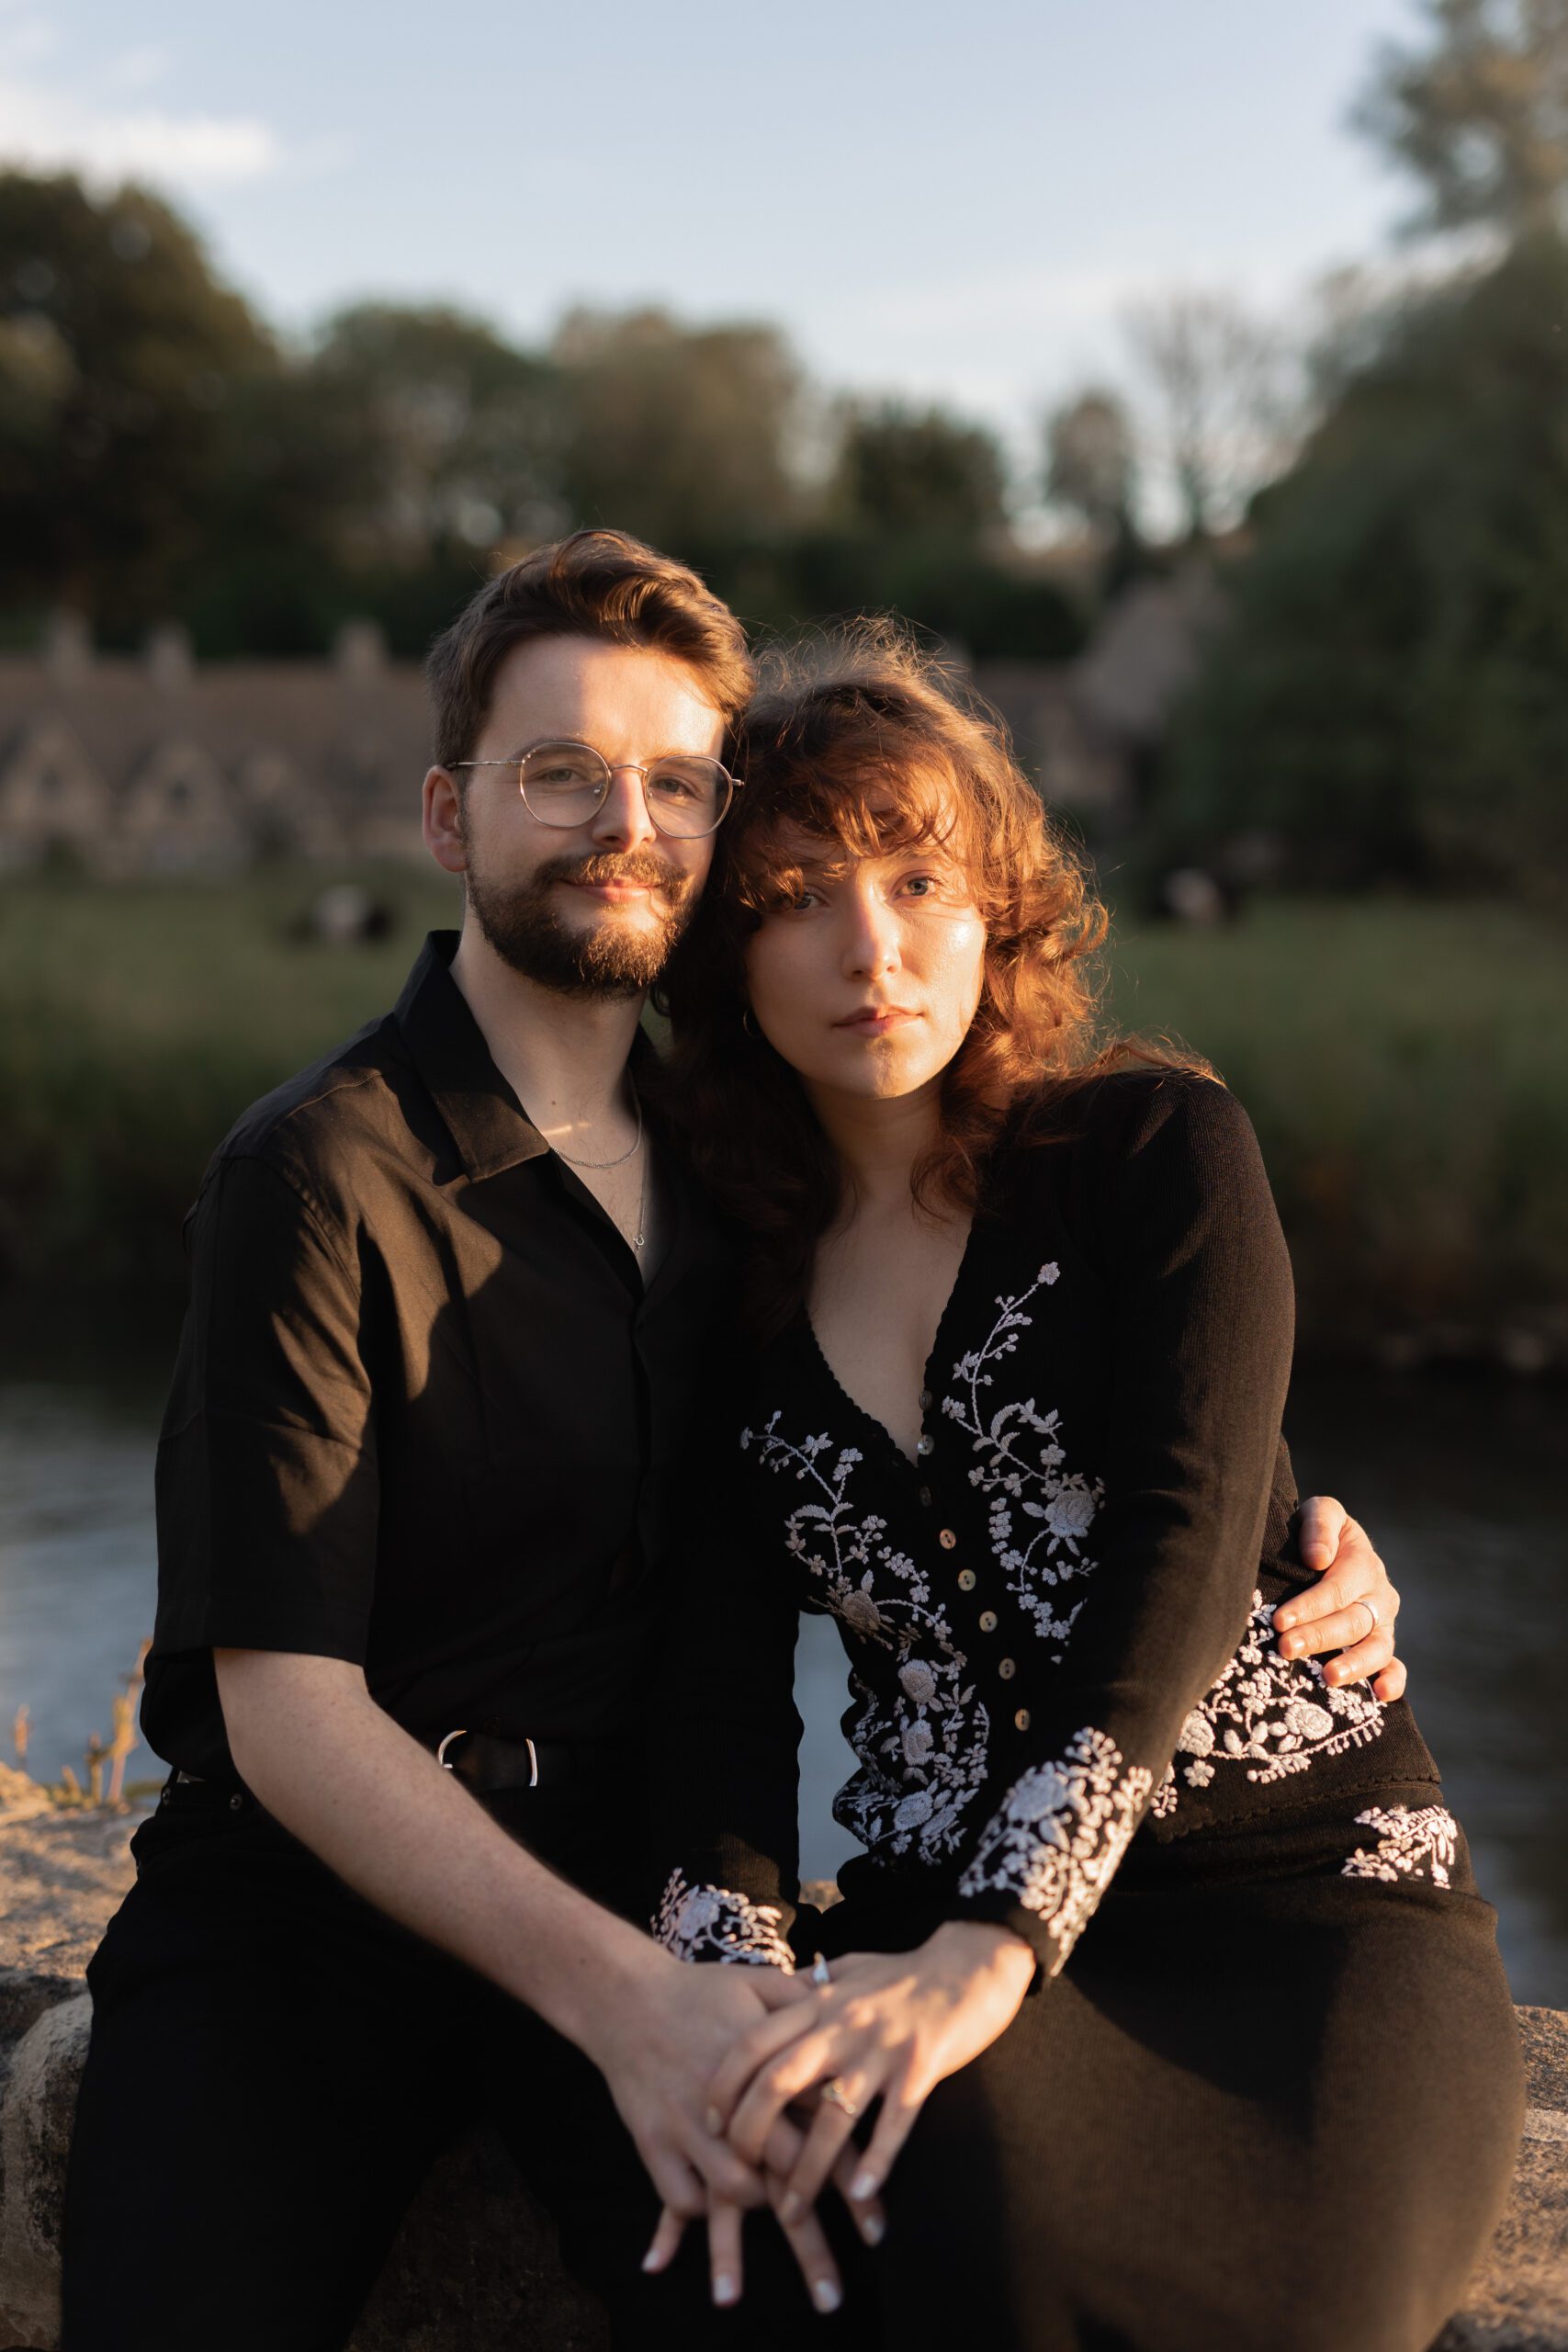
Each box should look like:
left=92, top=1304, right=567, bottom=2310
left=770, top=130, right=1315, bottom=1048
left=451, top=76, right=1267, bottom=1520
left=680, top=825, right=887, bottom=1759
left=463, top=842, right=698, bottom=999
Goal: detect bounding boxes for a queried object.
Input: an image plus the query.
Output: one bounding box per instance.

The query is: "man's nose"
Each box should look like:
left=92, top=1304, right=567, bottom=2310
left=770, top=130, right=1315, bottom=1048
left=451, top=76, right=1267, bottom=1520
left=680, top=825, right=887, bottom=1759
left=588, top=766, right=658, bottom=853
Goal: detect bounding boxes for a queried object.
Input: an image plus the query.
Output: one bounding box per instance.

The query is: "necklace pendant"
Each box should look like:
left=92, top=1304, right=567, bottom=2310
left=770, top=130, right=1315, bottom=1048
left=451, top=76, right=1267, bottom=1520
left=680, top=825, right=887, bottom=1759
left=633, top=1228, right=646, bottom=1250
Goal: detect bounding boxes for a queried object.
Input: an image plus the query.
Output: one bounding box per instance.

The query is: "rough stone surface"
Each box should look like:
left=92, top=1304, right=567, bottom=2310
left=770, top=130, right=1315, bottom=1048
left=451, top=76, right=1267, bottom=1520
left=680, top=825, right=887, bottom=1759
left=1435, top=2008, right=1568, bottom=2352
left=0, top=1798, right=1562, bottom=2350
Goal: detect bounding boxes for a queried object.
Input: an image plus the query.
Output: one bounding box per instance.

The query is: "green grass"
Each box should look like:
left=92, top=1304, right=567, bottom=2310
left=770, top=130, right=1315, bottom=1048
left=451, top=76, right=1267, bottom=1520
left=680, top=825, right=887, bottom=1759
left=2, top=872, right=1564, bottom=1337
left=1107, top=899, right=1568, bottom=1334
left=0, top=864, right=460, bottom=1286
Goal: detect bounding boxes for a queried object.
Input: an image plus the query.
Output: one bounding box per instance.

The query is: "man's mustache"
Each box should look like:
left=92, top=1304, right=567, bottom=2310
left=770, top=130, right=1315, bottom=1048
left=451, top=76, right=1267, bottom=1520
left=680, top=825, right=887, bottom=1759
left=534, top=850, right=693, bottom=896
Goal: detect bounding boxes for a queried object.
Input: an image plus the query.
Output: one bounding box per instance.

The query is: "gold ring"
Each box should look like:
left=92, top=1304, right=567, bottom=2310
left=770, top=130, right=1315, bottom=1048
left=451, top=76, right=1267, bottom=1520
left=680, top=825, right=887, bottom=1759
left=820, top=2078, right=861, bottom=2120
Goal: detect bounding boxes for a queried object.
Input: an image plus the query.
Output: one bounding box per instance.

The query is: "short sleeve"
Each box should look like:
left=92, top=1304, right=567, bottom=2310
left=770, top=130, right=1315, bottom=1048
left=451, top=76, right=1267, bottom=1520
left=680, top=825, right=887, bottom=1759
left=152, top=1152, right=379, bottom=1665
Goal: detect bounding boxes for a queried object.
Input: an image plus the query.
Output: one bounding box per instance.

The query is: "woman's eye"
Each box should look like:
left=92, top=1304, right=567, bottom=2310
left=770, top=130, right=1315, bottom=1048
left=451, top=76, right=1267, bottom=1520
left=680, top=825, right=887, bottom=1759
left=903, top=873, right=941, bottom=898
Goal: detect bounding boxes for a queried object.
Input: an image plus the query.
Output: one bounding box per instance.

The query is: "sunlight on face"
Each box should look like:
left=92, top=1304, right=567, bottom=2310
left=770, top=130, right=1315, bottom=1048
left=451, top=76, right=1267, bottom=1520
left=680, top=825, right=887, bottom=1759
left=743, top=820, right=987, bottom=1106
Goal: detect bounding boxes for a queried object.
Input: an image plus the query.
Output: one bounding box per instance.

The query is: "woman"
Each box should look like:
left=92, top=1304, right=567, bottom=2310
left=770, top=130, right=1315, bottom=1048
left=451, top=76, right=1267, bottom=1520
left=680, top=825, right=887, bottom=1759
left=643, top=628, right=1523, bottom=2350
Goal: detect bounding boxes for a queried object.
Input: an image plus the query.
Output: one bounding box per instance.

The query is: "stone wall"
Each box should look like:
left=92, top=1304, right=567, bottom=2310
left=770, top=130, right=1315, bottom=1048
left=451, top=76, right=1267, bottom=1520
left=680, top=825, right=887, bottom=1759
left=2, top=1782, right=1563, bottom=2350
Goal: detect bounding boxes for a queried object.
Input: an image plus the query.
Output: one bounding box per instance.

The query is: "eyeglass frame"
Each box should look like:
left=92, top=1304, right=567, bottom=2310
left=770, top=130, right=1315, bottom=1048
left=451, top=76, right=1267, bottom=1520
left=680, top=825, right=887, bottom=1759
left=451, top=737, right=745, bottom=839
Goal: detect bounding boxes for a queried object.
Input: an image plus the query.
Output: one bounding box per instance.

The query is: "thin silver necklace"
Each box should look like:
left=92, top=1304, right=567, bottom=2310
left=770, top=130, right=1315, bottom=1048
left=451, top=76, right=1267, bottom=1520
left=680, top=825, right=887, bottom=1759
left=552, top=1093, right=649, bottom=1255
left=551, top=1091, right=643, bottom=1171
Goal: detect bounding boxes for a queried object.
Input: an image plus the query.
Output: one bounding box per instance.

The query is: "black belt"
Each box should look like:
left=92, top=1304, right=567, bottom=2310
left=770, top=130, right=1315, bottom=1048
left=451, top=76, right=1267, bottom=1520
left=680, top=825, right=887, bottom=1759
left=172, top=1732, right=634, bottom=1804
left=435, top=1728, right=633, bottom=1793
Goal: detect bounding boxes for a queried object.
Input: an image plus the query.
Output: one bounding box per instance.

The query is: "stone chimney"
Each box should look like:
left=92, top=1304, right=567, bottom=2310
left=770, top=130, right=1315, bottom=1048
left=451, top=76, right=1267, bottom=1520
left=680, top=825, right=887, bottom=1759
left=334, top=619, right=388, bottom=684
left=146, top=623, right=194, bottom=694
left=43, top=610, right=92, bottom=686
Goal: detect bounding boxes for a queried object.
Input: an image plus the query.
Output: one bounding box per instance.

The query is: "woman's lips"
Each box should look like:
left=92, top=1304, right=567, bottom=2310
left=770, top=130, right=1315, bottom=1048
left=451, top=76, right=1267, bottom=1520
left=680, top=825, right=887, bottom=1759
left=835, top=1007, right=917, bottom=1035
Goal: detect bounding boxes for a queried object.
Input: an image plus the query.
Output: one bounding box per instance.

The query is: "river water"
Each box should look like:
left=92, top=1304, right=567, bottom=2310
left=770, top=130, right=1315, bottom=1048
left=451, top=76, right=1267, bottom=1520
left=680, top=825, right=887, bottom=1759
left=0, top=1312, right=1562, bottom=2005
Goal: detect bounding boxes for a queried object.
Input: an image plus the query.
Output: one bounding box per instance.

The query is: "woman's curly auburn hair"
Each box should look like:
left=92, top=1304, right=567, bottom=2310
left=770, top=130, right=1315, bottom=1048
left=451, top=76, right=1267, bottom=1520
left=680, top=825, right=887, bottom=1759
left=654, top=621, right=1211, bottom=1336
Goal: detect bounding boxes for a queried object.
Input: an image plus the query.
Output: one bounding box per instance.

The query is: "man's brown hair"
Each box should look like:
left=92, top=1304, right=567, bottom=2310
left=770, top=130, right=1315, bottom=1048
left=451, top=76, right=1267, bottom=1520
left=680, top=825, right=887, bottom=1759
left=426, top=528, right=755, bottom=771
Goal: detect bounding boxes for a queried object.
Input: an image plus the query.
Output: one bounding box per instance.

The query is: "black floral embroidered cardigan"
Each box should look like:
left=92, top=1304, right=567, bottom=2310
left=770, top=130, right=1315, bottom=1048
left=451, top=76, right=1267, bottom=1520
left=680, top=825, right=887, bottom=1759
left=648, top=1071, right=1444, bottom=1979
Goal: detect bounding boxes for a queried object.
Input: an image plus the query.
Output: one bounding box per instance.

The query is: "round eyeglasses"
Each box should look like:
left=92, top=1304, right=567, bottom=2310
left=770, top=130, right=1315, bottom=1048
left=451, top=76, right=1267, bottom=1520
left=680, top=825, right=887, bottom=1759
left=454, top=740, right=742, bottom=840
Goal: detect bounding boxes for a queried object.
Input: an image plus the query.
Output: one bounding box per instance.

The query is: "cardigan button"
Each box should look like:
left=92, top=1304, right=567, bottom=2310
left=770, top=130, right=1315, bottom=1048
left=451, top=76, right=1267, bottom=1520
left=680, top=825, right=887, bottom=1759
left=998, top=1657, right=1017, bottom=1679
left=917, top=1485, right=932, bottom=1508
left=1014, top=1707, right=1032, bottom=1732
left=957, top=1569, right=976, bottom=1592
left=938, top=1528, right=957, bottom=1550
left=919, top=1388, right=932, bottom=1410
left=915, top=1434, right=934, bottom=1458
left=978, top=1610, right=998, bottom=1633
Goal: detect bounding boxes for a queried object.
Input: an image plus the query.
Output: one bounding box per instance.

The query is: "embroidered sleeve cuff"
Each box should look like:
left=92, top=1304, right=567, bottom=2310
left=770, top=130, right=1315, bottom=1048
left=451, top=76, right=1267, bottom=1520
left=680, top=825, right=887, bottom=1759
left=953, top=1726, right=1152, bottom=1978
left=652, top=1870, right=795, bottom=1972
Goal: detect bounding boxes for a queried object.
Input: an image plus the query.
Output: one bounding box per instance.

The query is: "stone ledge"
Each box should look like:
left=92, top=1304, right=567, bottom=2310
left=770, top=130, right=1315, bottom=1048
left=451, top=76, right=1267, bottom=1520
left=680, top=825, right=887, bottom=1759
left=0, top=1804, right=1562, bottom=2349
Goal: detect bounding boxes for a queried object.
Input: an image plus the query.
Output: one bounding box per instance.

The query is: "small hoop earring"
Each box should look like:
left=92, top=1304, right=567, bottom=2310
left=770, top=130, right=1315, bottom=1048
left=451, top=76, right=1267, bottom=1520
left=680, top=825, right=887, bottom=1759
left=741, top=1008, right=760, bottom=1040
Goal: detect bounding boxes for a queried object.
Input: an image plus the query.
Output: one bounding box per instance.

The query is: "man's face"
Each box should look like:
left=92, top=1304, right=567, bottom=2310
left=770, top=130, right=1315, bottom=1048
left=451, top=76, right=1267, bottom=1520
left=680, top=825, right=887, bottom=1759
left=430, top=636, right=726, bottom=998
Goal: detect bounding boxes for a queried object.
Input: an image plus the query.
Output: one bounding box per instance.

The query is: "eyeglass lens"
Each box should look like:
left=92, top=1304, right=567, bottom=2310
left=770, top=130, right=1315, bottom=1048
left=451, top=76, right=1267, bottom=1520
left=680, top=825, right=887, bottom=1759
left=520, top=743, right=729, bottom=837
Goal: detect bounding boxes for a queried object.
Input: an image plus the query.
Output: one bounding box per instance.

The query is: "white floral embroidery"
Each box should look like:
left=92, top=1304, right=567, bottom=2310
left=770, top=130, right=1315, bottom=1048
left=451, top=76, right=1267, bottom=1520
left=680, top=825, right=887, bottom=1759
left=957, top=1726, right=1153, bottom=1965
left=653, top=1870, right=795, bottom=1969
left=1342, top=1805, right=1458, bottom=1888
left=1148, top=1590, right=1386, bottom=1820
left=742, top=1415, right=991, bottom=1863
left=941, top=1265, right=1101, bottom=1648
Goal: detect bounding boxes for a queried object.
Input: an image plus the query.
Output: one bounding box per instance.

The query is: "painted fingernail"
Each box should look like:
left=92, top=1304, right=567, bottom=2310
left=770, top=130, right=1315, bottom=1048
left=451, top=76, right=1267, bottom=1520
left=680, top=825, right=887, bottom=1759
left=642, top=2249, right=662, bottom=2274
left=852, top=2168, right=879, bottom=2201
left=780, top=2189, right=805, bottom=2223
left=813, top=2278, right=842, bottom=2313
left=861, top=2211, right=886, bottom=2245
left=714, top=2274, right=739, bottom=2306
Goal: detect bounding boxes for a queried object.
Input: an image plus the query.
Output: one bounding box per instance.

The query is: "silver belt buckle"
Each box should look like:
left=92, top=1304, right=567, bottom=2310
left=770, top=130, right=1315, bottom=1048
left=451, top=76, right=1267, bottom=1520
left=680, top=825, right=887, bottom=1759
left=436, top=1730, right=539, bottom=1788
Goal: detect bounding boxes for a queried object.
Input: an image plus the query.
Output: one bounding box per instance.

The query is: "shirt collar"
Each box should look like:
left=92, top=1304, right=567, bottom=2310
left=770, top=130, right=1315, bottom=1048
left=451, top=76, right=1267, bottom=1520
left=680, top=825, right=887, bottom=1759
left=394, top=932, right=551, bottom=1182
left=393, top=930, right=663, bottom=1186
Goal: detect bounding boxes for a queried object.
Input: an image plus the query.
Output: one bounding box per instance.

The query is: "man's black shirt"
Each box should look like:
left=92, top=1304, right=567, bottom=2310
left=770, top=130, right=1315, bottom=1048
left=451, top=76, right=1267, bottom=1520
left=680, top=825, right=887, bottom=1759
left=142, top=931, right=730, bottom=1780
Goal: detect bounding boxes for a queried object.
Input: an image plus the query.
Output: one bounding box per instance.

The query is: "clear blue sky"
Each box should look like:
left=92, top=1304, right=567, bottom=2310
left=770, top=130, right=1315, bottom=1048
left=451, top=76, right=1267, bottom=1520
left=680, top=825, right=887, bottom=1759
left=2, top=0, right=1426, bottom=435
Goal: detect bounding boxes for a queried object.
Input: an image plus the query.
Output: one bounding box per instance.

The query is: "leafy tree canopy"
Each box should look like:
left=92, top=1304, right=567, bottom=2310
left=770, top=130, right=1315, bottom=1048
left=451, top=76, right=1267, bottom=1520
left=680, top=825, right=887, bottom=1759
left=1168, top=232, right=1568, bottom=895
left=1355, top=0, right=1568, bottom=236
left=0, top=171, right=270, bottom=627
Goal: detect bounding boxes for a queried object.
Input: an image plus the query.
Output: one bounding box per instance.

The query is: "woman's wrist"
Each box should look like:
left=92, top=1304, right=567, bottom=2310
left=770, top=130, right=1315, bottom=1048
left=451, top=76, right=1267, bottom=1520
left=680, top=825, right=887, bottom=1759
left=921, top=1917, right=1037, bottom=1998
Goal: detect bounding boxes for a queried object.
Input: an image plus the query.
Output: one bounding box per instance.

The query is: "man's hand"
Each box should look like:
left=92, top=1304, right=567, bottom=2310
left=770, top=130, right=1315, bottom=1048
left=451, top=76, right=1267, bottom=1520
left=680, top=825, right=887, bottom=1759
left=581, top=1953, right=809, bottom=2228
left=621, top=1963, right=885, bottom=2312
left=1276, top=1496, right=1404, bottom=1702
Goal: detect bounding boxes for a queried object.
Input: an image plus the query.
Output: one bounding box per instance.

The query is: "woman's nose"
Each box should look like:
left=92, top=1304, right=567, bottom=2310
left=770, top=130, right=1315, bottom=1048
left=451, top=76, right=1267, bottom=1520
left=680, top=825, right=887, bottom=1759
left=841, top=890, right=900, bottom=978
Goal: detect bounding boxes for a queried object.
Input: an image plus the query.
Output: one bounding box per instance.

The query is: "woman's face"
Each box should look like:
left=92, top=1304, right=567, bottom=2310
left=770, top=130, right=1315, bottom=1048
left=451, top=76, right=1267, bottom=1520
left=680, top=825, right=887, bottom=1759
left=743, top=817, right=988, bottom=1105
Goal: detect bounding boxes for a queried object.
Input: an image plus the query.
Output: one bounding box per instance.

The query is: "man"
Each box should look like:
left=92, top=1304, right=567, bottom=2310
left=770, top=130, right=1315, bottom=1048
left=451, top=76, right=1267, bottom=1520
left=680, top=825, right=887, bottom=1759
left=60, top=530, right=1404, bottom=2349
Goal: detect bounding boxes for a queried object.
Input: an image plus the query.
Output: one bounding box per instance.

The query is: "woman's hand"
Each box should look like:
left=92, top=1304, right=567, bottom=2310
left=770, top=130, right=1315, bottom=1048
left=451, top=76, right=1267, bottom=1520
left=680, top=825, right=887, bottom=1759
left=703, top=1922, right=1035, bottom=2222
left=1278, top=1495, right=1404, bottom=1702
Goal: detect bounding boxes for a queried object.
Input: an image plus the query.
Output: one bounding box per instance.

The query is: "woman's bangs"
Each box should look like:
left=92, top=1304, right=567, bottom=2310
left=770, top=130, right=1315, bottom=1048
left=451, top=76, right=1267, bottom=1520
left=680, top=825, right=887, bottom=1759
left=732, top=749, right=970, bottom=913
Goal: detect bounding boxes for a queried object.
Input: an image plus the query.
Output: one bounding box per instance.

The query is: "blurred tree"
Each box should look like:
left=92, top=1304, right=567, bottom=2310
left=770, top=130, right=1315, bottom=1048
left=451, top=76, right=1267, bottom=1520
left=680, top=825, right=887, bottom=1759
left=1354, top=0, right=1568, bottom=237
left=830, top=399, right=1009, bottom=541
left=1043, top=388, right=1137, bottom=542
left=1123, top=289, right=1301, bottom=539
left=310, top=302, right=563, bottom=560
left=0, top=171, right=270, bottom=631
left=553, top=306, right=803, bottom=559
left=1168, top=233, right=1568, bottom=897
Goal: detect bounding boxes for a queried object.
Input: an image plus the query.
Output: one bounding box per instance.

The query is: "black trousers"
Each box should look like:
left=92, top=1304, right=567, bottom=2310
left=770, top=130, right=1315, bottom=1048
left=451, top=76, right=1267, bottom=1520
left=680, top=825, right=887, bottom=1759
left=62, top=1785, right=1522, bottom=2352
left=59, top=1776, right=847, bottom=2352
